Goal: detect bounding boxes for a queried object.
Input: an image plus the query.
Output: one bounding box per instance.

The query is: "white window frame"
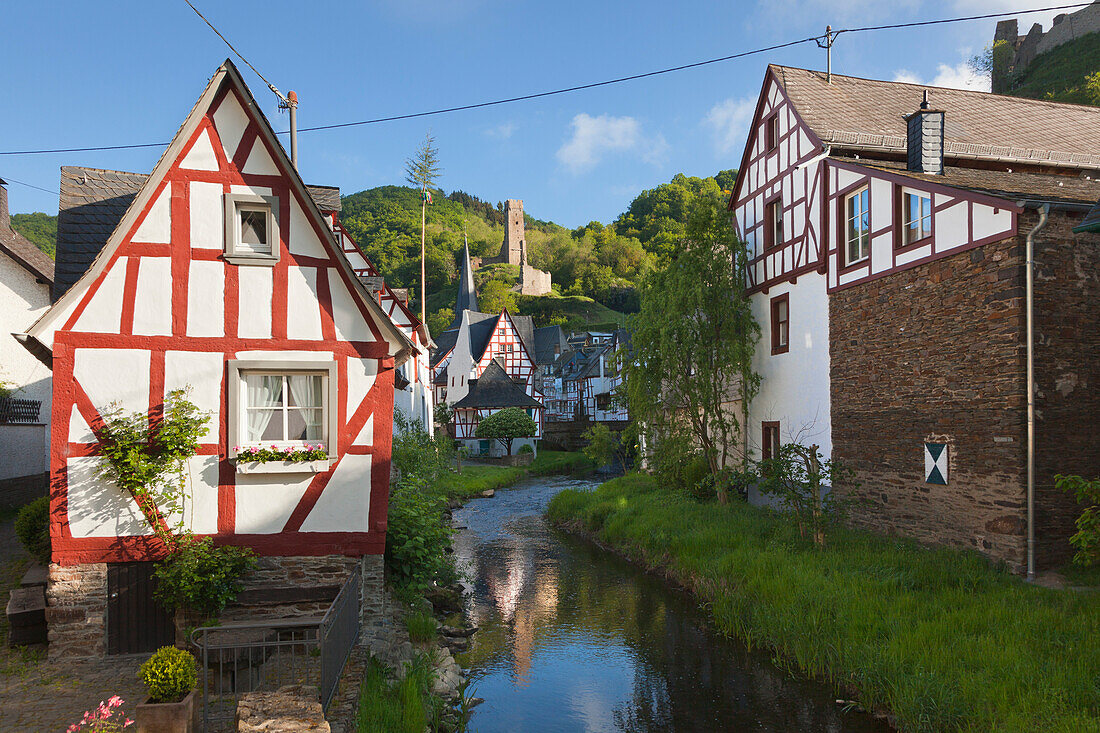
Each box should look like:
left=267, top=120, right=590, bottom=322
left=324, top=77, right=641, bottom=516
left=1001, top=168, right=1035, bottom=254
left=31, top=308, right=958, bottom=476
left=844, top=187, right=870, bottom=266
left=902, top=188, right=933, bottom=246
left=227, top=359, right=338, bottom=459
left=224, top=193, right=280, bottom=266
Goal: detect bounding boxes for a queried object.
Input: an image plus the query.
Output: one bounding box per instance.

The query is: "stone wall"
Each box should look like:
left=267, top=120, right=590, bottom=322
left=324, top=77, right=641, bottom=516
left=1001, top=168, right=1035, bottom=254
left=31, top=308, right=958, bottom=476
left=830, top=233, right=1030, bottom=570
left=47, top=553, right=386, bottom=659
left=521, top=264, right=552, bottom=296
left=46, top=563, right=107, bottom=660
left=1032, top=211, right=1100, bottom=567
left=993, top=3, right=1100, bottom=85
left=830, top=210, right=1098, bottom=572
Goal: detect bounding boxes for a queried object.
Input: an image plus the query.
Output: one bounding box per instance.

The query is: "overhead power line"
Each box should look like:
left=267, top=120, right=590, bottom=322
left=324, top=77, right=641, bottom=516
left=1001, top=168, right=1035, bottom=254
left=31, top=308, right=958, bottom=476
left=0, top=2, right=1090, bottom=157
left=3, top=176, right=60, bottom=195
left=182, top=0, right=284, bottom=100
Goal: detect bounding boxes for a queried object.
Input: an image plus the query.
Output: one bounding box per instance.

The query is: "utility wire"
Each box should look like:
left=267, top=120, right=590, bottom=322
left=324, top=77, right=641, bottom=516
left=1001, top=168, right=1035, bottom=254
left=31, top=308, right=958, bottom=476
left=182, top=0, right=284, bottom=100
left=0, top=1, right=1091, bottom=157
left=2, top=176, right=59, bottom=196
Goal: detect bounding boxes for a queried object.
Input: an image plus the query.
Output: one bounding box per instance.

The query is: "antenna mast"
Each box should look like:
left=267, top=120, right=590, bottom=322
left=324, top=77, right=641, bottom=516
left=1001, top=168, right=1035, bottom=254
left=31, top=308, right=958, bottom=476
left=817, top=25, right=836, bottom=82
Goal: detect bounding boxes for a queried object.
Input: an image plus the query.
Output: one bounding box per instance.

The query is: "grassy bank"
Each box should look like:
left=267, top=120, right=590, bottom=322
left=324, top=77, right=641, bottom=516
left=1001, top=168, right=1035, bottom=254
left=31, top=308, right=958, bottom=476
left=547, top=474, right=1100, bottom=733
left=433, top=450, right=594, bottom=501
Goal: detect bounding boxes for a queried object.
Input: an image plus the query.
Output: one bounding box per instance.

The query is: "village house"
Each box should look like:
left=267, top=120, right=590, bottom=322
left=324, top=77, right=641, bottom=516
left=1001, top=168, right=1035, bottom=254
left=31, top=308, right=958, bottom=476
left=728, top=65, right=1100, bottom=574
left=0, top=178, right=54, bottom=505
left=432, top=243, right=560, bottom=455
left=17, top=60, right=430, bottom=657
left=545, top=329, right=630, bottom=423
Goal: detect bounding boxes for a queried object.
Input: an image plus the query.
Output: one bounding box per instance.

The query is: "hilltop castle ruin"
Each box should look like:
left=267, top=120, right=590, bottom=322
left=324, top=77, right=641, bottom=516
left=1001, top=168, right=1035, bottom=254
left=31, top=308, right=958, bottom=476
left=473, top=199, right=552, bottom=296
left=993, top=2, right=1100, bottom=92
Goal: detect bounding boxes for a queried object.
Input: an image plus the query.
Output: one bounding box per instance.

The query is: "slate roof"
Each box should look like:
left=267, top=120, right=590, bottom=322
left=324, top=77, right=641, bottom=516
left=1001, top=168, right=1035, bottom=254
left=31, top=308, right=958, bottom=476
left=0, top=185, right=53, bottom=285
left=54, top=165, right=343, bottom=299
left=452, top=242, right=479, bottom=322
left=771, top=65, right=1100, bottom=171
left=452, top=359, right=542, bottom=410
left=836, top=157, right=1100, bottom=206
left=532, top=325, right=567, bottom=366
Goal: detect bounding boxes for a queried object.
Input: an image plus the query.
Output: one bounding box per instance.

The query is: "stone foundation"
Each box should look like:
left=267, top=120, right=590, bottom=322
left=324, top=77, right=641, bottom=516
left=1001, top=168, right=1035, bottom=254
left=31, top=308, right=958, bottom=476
left=47, top=553, right=386, bottom=659
left=46, top=563, right=107, bottom=660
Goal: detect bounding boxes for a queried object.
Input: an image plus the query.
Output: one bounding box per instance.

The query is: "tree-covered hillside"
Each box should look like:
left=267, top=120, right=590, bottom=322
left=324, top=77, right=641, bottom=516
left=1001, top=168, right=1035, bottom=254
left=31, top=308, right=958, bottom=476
left=989, top=32, right=1100, bottom=107
left=10, top=212, right=57, bottom=257
left=339, top=170, right=736, bottom=335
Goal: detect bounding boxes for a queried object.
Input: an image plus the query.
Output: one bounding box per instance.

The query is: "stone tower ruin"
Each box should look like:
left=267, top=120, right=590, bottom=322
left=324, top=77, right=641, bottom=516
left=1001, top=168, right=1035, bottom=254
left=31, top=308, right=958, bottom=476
left=476, top=198, right=552, bottom=295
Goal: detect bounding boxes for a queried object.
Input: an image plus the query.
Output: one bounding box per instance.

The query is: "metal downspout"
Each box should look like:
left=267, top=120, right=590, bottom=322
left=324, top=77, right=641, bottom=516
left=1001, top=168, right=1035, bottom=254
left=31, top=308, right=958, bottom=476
left=1025, top=203, right=1049, bottom=580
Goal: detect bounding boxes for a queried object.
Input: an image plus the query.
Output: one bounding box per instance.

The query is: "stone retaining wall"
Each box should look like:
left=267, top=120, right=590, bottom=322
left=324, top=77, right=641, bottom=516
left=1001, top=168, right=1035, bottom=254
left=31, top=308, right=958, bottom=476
left=46, top=563, right=107, bottom=660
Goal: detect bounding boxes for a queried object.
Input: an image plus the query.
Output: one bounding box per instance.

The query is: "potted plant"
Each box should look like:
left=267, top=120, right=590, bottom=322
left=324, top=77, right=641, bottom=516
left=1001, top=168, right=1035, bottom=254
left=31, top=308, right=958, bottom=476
left=135, top=646, right=198, bottom=733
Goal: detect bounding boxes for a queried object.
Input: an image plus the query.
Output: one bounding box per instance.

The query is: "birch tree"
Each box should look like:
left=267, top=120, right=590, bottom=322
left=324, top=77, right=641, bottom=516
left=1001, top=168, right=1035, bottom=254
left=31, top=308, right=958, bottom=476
left=624, top=198, right=760, bottom=503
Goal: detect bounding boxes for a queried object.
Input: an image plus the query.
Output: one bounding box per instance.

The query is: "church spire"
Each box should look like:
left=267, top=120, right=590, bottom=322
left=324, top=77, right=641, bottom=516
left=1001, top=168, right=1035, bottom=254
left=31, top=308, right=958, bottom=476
left=455, top=229, right=479, bottom=316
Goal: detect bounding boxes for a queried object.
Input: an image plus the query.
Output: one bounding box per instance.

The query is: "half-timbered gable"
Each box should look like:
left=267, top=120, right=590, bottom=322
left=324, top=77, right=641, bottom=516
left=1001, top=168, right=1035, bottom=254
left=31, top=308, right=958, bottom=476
left=23, top=60, right=414, bottom=566
left=728, top=64, right=1100, bottom=572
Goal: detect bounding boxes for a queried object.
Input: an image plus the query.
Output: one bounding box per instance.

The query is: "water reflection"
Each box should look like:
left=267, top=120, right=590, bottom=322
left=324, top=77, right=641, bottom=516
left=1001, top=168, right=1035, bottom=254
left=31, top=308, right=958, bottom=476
left=453, top=476, right=891, bottom=733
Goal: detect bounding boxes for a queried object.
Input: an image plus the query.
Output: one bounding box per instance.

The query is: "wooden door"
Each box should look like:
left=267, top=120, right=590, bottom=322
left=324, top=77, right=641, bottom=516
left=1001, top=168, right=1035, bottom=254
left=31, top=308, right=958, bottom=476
left=106, top=562, right=175, bottom=655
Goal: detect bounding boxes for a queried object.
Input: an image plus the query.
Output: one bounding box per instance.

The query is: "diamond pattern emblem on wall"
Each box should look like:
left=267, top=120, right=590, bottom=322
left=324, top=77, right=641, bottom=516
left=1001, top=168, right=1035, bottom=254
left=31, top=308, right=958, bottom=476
left=925, top=442, right=948, bottom=485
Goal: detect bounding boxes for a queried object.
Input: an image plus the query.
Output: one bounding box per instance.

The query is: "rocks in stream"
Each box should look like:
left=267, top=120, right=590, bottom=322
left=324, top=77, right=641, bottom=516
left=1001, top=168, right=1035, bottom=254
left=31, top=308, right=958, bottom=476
left=480, top=489, right=495, bottom=498
left=425, top=585, right=464, bottom=615
left=441, top=624, right=478, bottom=638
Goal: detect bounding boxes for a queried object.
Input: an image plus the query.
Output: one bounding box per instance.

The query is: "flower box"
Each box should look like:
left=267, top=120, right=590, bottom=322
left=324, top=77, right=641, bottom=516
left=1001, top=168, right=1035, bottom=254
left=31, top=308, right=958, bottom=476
left=235, top=459, right=332, bottom=475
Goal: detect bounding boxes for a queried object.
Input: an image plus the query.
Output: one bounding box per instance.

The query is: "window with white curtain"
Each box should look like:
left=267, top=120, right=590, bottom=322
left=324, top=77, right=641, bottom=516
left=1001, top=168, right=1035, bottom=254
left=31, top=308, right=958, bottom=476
left=244, top=373, right=325, bottom=443
left=228, top=360, right=338, bottom=457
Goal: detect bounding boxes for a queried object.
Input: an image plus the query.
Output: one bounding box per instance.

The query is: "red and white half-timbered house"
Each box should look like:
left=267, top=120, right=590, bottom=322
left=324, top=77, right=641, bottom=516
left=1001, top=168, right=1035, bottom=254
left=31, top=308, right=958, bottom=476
left=729, top=65, right=1100, bottom=572
left=20, top=60, right=419, bottom=657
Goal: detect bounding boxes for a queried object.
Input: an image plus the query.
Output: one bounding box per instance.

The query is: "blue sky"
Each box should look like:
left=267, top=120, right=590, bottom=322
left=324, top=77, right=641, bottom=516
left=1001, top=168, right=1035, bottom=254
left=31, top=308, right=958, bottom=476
left=0, top=1, right=1066, bottom=227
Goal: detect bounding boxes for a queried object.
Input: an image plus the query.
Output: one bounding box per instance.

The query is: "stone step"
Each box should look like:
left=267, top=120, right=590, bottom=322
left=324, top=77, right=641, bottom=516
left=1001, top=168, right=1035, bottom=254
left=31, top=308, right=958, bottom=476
left=7, top=586, right=46, bottom=629
left=20, top=563, right=48, bottom=588
left=8, top=622, right=47, bottom=646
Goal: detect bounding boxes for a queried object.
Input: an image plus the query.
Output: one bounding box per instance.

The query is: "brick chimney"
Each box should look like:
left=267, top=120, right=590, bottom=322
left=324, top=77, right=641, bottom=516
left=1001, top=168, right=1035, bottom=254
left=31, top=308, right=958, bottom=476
left=905, top=92, right=945, bottom=175
left=0, top=178, right=9, bottom=232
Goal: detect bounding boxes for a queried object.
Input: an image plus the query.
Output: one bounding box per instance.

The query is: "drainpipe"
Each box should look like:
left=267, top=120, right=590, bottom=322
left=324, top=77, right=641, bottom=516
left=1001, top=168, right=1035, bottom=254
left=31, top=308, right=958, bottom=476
left=1023, top=202, right=1049, bottom=580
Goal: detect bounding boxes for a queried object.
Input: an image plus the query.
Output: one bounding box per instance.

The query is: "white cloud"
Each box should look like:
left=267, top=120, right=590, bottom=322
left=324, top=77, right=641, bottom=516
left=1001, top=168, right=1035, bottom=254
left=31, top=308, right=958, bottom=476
left=556, top=113, right=666, bottom=173
left=485, top=122, right=516, bottom=140
left=893, top=61, right=990, bottom=92
left=704, top=97, right=757, bottom=155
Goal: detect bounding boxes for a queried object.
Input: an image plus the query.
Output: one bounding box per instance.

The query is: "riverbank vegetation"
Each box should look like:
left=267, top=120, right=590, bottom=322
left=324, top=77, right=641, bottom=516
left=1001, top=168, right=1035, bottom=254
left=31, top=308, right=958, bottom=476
left=548, top=474, right=1100, bottom=733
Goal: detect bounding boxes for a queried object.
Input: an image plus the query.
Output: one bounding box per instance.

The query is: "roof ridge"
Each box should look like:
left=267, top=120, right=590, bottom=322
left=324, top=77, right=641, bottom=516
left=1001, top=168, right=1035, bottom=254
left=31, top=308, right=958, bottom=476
left=770, top=64, right=1100, bottom=113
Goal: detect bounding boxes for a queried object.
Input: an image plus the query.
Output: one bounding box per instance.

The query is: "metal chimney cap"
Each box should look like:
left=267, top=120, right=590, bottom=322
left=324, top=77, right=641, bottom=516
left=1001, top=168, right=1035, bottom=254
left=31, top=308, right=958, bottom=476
left=920, top=90, right=930, bottom=110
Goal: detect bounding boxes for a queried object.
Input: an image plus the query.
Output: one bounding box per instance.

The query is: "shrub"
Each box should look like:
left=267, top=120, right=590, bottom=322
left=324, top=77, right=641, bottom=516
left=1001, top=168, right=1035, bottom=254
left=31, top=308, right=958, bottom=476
left=153, top=537, right=256, bottom=617
left=1056, top=473, right=1100, bottom=566
left=386, top=474, right=454, bottom=592
left=757, top=442, right=854, bottom=547
left=518, top=444, right=534, bottom=455
left=15, top=496, right=51, bottom=565
left=138, top=646, right=197, bottom=703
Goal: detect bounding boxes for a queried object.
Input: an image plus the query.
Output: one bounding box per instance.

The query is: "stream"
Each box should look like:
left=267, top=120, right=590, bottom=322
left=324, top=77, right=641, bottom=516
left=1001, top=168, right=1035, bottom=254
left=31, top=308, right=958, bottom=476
left=451, top=475, right=892, bottom=733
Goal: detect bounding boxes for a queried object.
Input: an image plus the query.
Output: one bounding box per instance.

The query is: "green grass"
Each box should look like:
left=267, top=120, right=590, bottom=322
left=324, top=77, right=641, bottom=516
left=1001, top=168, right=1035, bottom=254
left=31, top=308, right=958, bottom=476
left=404, top=609, right=438, bottom=644
left=432, top=450, right=593, bottom=501
left=356, top=656, right=435, bottom=733
left=1005, top=32, right=1100, bottom=106
left=516, top=292, right=629, bottom=330
left=547, top=474, right=1100, bottom=733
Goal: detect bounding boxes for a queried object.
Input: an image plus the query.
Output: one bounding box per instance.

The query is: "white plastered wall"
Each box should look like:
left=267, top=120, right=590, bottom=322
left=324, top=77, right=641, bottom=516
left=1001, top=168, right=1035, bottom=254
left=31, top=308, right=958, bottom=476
left=747, top=271, right=832, bottom=478
left=0, top=253, right=52, bottom=479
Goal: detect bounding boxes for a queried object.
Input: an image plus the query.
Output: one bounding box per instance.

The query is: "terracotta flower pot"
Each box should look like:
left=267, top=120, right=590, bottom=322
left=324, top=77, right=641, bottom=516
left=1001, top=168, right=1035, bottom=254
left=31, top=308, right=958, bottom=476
left=135, top=689, right=195, bottom=733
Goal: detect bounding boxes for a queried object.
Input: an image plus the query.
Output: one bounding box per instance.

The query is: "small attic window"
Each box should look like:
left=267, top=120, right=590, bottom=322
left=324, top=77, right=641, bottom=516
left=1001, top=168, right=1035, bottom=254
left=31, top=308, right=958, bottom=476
left=766, top=114, right=779, bottom=152
left=225, top=193, right=280, bottom=265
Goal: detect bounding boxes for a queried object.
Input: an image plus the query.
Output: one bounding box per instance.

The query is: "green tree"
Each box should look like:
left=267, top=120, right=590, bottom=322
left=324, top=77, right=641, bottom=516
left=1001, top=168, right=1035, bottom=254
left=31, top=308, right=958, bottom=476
left=405, top=132, right=443, bottom=327
left=475, top=407, right=537, bottom=455
left=427, top=307, right=453, bottom=337
left=479, top=279, right=518, bottom=314
left=624, top=197, right=760, bottom=502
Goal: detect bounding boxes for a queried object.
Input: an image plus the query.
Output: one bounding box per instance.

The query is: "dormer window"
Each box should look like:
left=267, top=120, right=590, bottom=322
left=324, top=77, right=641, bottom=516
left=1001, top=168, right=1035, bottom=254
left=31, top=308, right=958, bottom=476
left=225, top=193, right=279, bottom=265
